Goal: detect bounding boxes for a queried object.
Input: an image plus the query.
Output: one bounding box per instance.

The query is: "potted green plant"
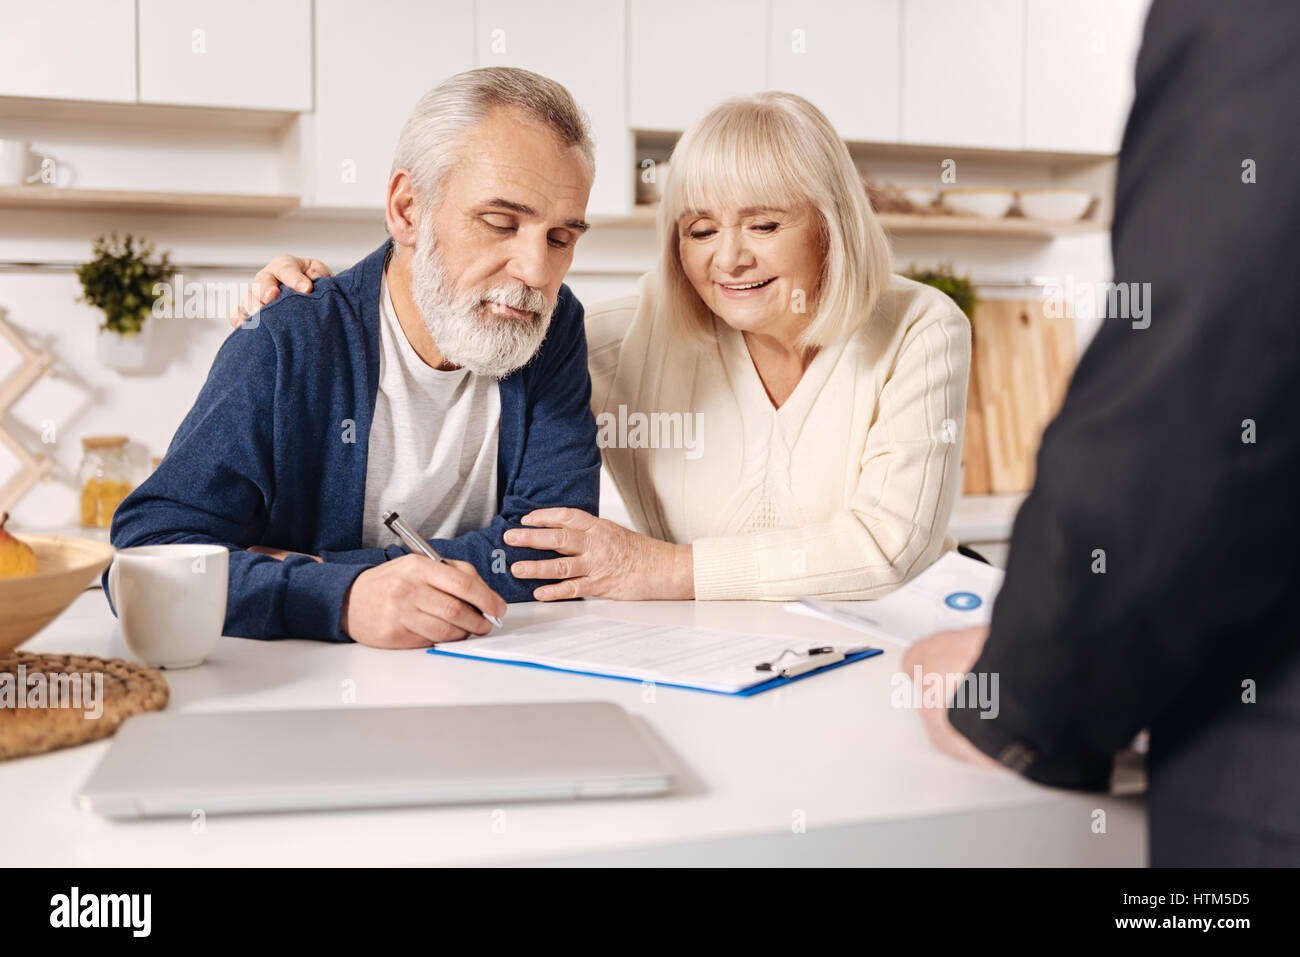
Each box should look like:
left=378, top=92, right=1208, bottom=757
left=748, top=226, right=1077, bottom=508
left=76, top=233, right=174, bottom=372
left=902, top=263, right=977, bottom=320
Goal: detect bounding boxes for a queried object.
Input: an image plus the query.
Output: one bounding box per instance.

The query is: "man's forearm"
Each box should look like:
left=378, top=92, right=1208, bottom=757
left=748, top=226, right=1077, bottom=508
left=948, top=670, right=1115, bottom=791
left=107, top=524, right=366, bottom=642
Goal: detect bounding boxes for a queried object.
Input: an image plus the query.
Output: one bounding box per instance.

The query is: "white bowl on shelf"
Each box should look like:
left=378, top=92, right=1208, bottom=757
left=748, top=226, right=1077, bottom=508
left=1017, top=189, right=1093, bottom=223
left=940, top=188, right=1015, bottom=220
left=898, top=185, right=939, bottom=209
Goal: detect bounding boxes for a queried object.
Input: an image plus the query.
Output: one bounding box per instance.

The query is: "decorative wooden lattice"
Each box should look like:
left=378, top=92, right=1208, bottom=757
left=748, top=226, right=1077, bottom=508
left=0, top=312, right=54, bottom=513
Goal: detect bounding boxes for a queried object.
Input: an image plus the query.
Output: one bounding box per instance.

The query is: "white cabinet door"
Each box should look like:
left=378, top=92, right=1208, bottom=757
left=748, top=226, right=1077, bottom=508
left=628, top=0, right=768, bottom=133
left=311, top=0, right=473, bottom=208
left=138, top=0, right=312, bottom=110
left=1023, top=0, right=1150, bottom=153
left=770, top=0, right=901, bottom=143
left=0, top=0, right=135, bottom=102
left=476, top=0, right=631, bottom=220
left=901, top=0, right=1024, bottom=149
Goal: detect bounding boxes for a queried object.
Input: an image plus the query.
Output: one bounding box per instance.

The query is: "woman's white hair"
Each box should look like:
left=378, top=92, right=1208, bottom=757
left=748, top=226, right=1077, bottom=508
left=391, top=66, right=594, bottom=206
left=657, top=91, right=892, bottom=350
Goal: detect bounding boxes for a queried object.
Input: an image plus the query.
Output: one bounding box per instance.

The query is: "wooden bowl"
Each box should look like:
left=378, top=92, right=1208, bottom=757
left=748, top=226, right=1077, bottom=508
left=0, top=535, right=115, bottom=654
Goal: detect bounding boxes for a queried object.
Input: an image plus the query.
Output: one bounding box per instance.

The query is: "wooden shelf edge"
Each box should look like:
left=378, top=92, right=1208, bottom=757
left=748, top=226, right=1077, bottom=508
left=0, top=95, right=298, bottom=133
left=0, top=186, right=299, bottom=217
left=601, top=204, right=1107, bottom=236
left=877, top=212, right=1110, bottom=237
left=633, top=128, right=1118, bottom=166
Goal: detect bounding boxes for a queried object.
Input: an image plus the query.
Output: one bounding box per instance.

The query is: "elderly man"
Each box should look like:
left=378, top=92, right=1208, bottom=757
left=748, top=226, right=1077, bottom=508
left=110, top=67, right=601, bottom=648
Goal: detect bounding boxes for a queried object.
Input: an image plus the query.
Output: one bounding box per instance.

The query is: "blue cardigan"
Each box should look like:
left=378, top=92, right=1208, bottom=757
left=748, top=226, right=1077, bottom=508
left=109, top=241, right=600, bottom=641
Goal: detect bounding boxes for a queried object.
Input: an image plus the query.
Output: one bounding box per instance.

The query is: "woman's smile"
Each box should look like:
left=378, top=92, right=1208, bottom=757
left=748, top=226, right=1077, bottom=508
left=715, top=276, right=777, bottom=297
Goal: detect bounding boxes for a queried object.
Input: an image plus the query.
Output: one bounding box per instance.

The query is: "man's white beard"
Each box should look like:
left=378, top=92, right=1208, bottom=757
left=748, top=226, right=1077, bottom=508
left=409, top=216, right=554, bottom=379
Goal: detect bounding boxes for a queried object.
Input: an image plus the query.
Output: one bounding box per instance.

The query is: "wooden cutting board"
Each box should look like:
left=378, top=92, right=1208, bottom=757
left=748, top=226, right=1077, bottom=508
left=962, top=298, right=1076, bottom=494
left=961, top=352, right=991, bottom=494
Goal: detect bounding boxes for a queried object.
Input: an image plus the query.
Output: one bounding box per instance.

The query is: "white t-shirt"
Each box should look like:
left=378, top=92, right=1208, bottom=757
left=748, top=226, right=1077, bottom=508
left=361, top=274, right=501, bottom=548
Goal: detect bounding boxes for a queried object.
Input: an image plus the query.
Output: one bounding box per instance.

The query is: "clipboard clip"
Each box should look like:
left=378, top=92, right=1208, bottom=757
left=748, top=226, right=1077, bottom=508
left=755, top=646, right=846, bottom=679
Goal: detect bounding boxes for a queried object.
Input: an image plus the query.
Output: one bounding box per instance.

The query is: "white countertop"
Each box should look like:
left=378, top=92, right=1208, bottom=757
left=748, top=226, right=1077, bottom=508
left=949, top=492, right=1026, bottom=543
left=1, top=590, right=1144, bottom=866
left=14, top=491, right=1027, bottom=551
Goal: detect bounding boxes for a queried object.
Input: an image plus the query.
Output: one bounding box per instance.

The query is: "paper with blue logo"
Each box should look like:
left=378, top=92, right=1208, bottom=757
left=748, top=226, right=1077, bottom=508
left=788, top=552, right=1004, bottom=648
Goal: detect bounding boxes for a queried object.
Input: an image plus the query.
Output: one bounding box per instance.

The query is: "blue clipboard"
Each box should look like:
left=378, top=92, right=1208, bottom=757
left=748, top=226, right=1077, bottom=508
left=426, top=646, right=882, bottom=697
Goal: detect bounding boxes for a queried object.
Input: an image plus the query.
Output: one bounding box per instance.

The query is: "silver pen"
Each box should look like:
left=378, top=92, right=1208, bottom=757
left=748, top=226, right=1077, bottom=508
left=382, top=510, right=503, bottom=629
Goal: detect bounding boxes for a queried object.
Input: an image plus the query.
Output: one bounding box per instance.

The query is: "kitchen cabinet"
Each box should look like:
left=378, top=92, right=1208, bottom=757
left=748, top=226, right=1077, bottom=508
left=311, top=0, right=473, bottom=208
left=0, top=0, right=136, bottom=103
left=137, top=0, right=312, bottom=111
left=476, top=0, right=632, bottom=220
left=901, top=0, right=1024, bottom=150
left=627, top=0, right=768, bottom=133
left=1023, top=0, right=1149, bottom=153
left=769, top=0, right=901, bottom=143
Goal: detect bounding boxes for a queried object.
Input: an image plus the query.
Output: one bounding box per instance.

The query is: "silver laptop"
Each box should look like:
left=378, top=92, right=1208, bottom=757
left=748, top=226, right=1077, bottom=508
left=78, top=701, right=675, bottom=818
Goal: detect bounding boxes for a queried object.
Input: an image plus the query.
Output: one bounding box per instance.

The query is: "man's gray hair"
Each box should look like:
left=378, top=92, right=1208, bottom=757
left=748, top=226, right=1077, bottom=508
left=391, top=67, right=594, bottom=204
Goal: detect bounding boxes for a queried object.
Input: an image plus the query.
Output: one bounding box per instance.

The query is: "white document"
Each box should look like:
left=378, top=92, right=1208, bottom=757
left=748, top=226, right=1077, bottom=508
left=787, top=552, right=1004, bottom=648
left=431, top=615, right=871, bottom=694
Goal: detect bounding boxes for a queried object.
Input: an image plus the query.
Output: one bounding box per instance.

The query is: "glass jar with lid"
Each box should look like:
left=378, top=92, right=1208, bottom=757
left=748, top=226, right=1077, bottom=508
left=78, top=435, right=134, bottom=529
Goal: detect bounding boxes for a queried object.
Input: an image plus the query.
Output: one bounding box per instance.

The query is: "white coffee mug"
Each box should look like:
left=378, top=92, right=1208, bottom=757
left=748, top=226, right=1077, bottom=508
left=108, top=544, right=229, bottom=669
left=0, top=139, right=69, bottom=187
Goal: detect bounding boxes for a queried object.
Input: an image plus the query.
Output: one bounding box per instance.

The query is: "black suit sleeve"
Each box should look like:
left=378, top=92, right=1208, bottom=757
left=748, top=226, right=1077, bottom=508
left=948, top=0, right=1300, bottom=788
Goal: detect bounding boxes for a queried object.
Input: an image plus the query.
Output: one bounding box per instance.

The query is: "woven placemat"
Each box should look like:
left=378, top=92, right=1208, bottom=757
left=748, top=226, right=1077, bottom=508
left=0, top=652, right=168, bottom=761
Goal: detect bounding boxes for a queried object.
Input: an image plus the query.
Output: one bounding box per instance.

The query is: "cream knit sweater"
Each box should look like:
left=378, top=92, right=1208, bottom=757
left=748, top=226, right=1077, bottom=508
left=585, top=271, right=971, bottom=601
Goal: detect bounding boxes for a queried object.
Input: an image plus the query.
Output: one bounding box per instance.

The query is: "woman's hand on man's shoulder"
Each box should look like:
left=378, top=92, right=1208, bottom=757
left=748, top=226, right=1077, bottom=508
left=228, top=255, right=334, bottom=328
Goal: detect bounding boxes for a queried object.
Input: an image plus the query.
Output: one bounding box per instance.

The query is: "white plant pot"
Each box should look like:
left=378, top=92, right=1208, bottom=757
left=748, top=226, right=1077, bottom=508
left=95, top=320, right=153, bottom=372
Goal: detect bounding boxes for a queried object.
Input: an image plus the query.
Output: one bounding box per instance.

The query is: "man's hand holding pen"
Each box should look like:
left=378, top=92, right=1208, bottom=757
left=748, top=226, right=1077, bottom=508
left=342, top=555, right=506, bottom=649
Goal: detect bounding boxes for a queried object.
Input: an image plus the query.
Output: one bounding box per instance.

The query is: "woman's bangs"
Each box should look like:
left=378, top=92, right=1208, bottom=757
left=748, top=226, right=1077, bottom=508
left=673, top=113, right=809, bottom=221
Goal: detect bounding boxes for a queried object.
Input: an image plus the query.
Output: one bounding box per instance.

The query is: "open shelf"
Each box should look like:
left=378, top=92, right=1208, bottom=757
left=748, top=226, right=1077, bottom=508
left=634, top=128, right=1116, bottom=167
left=609, top=203, right=1107, bottom=237
left=0, top=95, right=297, bottom=133
left=628, top=128, right=1117, bottom=237
left=0, top=186, right=298, bottom=217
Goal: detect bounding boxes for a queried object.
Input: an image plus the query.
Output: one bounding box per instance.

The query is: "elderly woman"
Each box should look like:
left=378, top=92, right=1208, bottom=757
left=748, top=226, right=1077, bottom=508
left=242, top=92, right=970, bottom=603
